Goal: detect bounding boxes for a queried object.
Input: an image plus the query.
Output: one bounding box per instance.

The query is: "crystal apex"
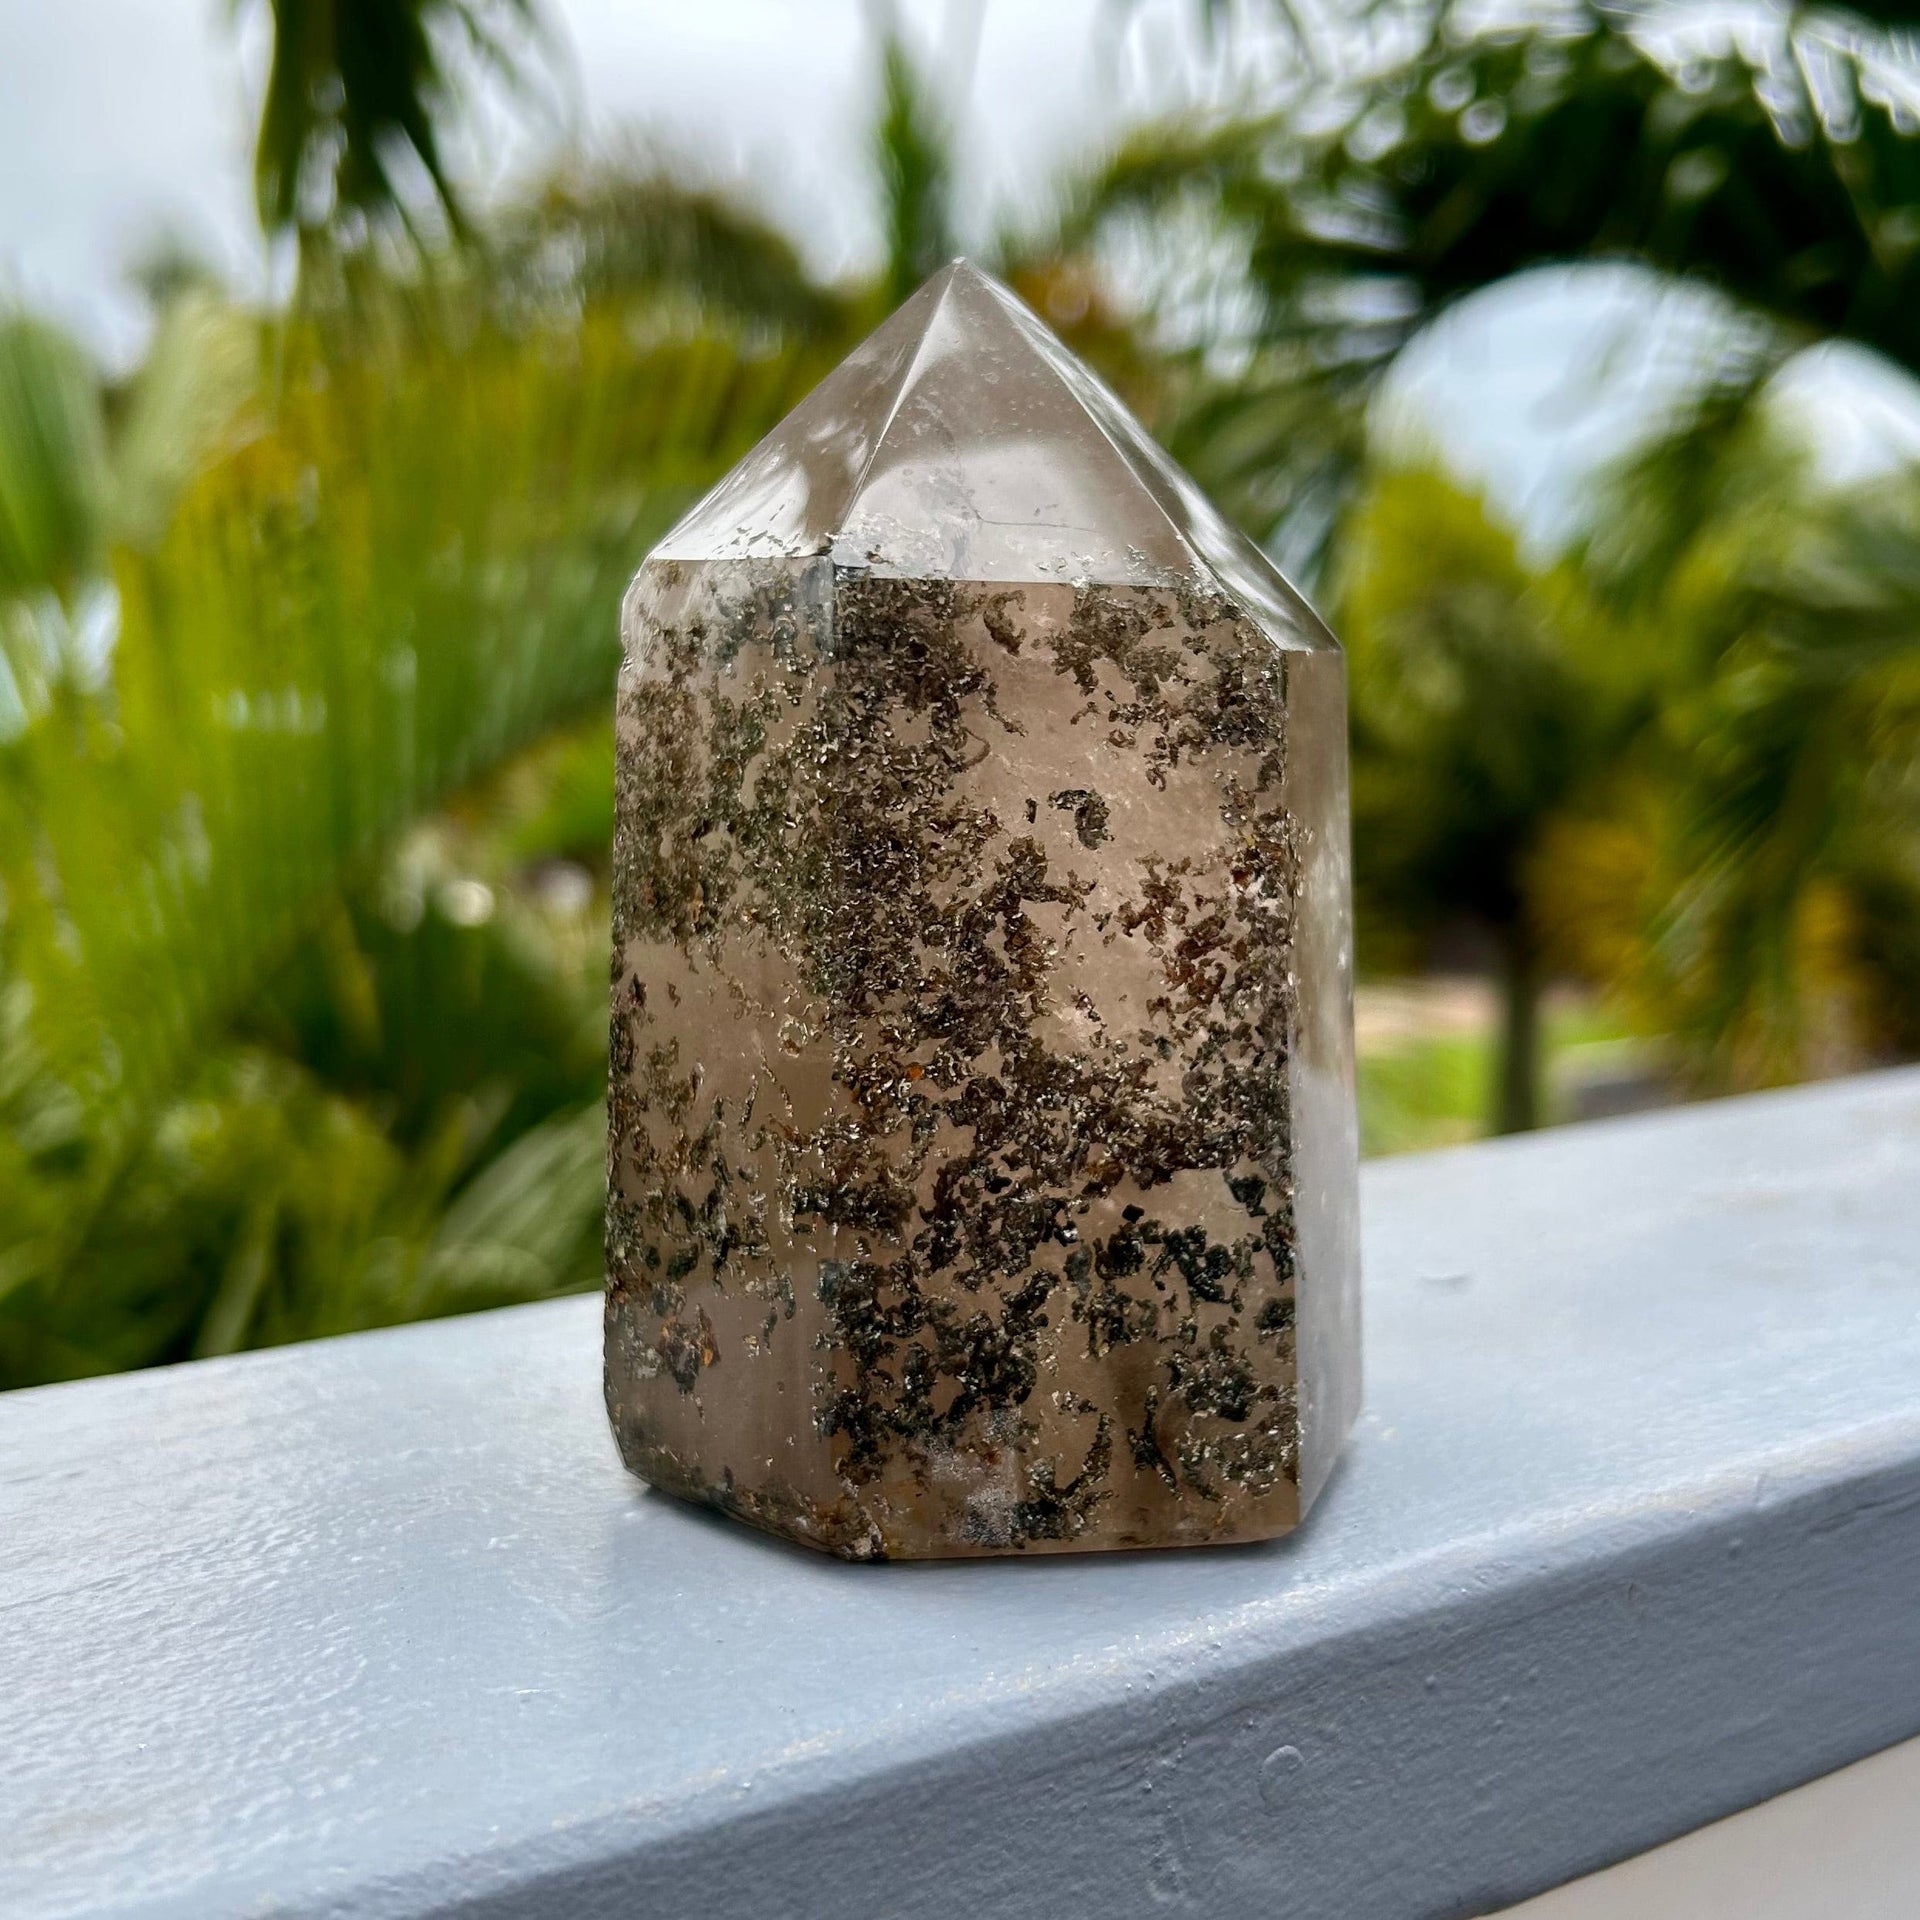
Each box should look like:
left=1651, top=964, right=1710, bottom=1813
left=652, top=260, right=1337, bottom=653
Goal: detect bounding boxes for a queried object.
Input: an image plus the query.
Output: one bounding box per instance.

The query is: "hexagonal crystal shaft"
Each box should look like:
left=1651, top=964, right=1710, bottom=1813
left=607, top=264, right=1358, bottom=1558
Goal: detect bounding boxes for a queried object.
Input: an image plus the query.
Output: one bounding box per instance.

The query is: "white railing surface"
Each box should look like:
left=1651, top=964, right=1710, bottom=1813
left=5, top=1070, right=1920, bottom=1920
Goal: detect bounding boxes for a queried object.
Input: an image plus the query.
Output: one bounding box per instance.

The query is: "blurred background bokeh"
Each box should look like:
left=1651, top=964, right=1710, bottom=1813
left=4, top=0, right=1919, bottom=1385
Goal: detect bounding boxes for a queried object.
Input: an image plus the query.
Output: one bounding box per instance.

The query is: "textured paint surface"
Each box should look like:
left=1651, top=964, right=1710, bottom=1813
left=5, top=1072, right=1920, bottom=1918
left=606, top=262, right=1359, bottom=1558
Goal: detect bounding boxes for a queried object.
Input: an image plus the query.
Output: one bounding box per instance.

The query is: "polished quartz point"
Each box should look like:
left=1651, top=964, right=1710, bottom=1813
left=607, top=261, right=1359, bottom=1559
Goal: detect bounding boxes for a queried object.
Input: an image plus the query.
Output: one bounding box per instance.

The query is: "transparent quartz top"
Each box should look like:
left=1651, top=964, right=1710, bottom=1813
left=652, top=260, right=1336, bottom=655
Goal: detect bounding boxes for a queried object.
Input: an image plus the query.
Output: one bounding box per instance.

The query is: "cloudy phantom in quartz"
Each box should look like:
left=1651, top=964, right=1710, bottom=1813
left=606, top=261, right=1359, bottom=1559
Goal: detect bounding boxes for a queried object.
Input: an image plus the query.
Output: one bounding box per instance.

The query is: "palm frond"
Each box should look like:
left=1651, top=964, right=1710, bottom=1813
left=0, top=269, right=835, bottom=1371
left=1572, top=333, right=1801, bottom=621
left=492, top=162, right=851, bottom=336
left=1639, top=468, right=1920, bottom=1083
left=0, top=316, right=110, bottom=606
left=871, top=25, right=959, bottom=308
left=1068, top=10, right=1920, bottom=473
left=240, top=0, right=550, bottom=244
left=108, top=290, right=262, bottom=549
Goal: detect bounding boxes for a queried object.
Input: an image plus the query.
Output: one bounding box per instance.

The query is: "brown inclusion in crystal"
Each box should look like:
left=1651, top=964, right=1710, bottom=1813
left=606, top=262, right=1359, bottom=1558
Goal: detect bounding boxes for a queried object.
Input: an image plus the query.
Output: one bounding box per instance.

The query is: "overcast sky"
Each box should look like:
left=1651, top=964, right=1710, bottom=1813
left=5, top=0, right=1919, bottom=547
left=0, top=0, right=1173, bottom=362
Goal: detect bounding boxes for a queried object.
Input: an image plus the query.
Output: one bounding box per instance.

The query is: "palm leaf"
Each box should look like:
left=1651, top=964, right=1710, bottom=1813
left=493, top=164, right=850, bottom=336
left=1065, top=8, right=1920, bottom=553
left=240, top=0, right=549, bottom=243
left=0, top=316, right=110, bottom=607
left=1639, top=464, right=1920, bottom=1083
left=0, top=269, right=837, bottom=1352
left=872, top=24, right=960, bottom=308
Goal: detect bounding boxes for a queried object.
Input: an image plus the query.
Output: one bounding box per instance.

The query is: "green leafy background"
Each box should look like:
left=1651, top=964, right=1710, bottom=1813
left=4, top=0, right=1919, bottom=1382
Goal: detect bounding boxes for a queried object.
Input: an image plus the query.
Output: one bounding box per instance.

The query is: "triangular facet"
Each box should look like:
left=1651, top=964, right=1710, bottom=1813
left=654, top=261, right=1335, bottom=653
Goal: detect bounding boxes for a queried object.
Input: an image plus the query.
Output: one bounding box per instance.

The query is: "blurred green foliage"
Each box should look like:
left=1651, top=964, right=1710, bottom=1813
left=4, top=0, right=1920, bottom=1384
left=1065, top=0, right=1920, bottom=1114
left=1336, top=467, right=1649, bottom=1130
left=0, top=205, right=838, bottom=1382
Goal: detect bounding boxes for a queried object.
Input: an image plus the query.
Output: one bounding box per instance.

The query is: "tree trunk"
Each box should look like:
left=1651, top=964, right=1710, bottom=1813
left=1493, top=920, right=1543, bottom=1136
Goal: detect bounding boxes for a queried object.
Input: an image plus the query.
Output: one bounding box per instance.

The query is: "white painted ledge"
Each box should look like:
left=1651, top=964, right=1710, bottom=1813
left=5, top=1069, right=1920, bottom=1920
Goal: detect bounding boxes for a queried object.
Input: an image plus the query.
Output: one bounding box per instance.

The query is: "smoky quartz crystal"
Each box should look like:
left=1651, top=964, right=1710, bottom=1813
left=607, top=261, right=1359, bottom=1558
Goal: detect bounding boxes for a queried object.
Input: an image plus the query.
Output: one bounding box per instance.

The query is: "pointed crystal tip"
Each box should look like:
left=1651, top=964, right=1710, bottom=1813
left=653, top=261, right=1335, bottom=652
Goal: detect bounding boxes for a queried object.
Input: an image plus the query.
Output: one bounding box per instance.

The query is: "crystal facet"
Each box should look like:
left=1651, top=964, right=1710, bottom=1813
left=607, top=262, right=1360, bottom=1558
